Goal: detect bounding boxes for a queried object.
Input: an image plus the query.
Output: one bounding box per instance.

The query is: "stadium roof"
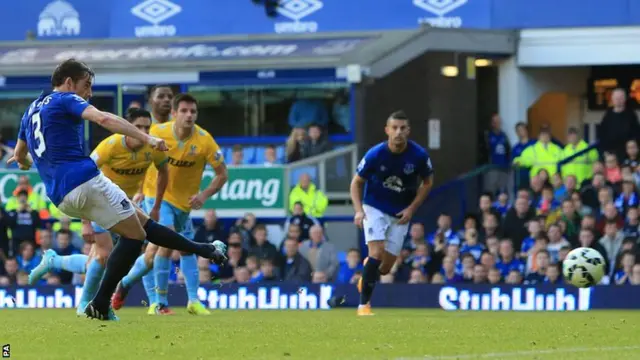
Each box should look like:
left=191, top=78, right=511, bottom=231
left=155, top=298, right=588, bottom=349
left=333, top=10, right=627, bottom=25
left=0, top=28, right=516, bottom=79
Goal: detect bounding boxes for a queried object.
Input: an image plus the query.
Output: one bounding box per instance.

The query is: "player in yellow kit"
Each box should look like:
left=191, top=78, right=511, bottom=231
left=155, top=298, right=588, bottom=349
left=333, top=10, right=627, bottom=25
left=28, top=108, right=170, bottom=315
left=112, top=93, right=228, bottom=315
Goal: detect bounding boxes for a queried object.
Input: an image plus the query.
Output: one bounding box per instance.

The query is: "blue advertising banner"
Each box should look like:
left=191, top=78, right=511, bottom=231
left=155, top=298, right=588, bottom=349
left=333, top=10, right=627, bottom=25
left=0, top=38, right=372, bottom=67
left=2, top=283, right=640, bottom=311
left=1, top=0, right=640, bottom=42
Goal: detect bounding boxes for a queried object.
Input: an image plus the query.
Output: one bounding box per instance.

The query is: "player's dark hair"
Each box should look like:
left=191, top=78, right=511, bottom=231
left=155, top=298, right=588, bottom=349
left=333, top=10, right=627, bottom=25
left=389, top=110, right=408, bottom=122
left=172, top=93, right=198, bottom=110
left=125, top=108, right=152, bottom=123
left=148, top=84, right=173, bottom=98
left=51, top=58, right=94, bottom=87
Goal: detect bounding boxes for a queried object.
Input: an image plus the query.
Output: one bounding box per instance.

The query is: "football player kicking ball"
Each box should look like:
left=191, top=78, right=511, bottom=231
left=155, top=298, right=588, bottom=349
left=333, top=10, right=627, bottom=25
left=350, top=111, right=433, bottom=316
left=111, top=93, right=228, bottom=316
left=27, top=108, right=170, bottom=315
left=14, top=59, right=226, bottom=320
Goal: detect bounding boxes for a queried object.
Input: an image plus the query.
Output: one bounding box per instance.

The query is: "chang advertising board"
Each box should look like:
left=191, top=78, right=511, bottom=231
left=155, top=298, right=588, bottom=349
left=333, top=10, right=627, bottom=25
left=0, top=167, right=286, bottom=218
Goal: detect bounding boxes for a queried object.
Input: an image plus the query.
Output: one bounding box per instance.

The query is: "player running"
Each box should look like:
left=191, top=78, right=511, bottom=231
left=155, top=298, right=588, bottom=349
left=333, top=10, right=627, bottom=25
left=27, top=108, right=170, bottom=314
left=12, top=59, right=226, bottom=321
left=350, top=111, right=433, bottom=316
left=111, top=93, right=228, bottom=316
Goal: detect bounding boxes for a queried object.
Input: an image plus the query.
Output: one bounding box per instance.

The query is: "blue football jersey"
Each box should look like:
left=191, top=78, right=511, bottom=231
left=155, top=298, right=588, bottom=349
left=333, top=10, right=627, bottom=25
left=18, top=91, right=100, bottom=206
left=356, top=140, right=433, bottom=216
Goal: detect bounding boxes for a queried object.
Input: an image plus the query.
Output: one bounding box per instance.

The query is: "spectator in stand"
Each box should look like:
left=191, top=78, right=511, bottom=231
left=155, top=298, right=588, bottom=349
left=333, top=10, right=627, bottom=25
left=581, top=173, right=607, bottom=210
left=230, top=144, right=244, bottom=166
left=54, top=216, right=83, bottom=250
left=245, top=256, right=262, bottom=283
left=493, top=192, right=510, bottom=218
left=571, top=191, right=593, bottom=217
left=597, top=202, right=625, bottom=234
left=598, top=88, right=640, bottom=163
left=249, top=224, right=279, bottom=265
left=506, top=270, right=523, bottom=284
left=512, top=122, right=536, bottom=189
left=7, top=189, right=42, bottom=245
left=2, top=257, right=18, bottom=284
left=615, top=180, right=639, bottom=215
left=480, top=212, right=502, bottom=242
left=4, top=176, right=48, bottom=214
left=263, top=145, right=279, bottom=167
left=513, top=126, right=563, bottom=180
left=427, top=214, right=460, bottom=246
left=544, top=264, right=563, bottom=284
left=630, top=264, right=640, bottom=285
left=488, top=267, right=502, bottom=284
left=299, top=225, right=338, bottom=281
left=524, top=235, right=549, bottom=275
left=595, top=187, right=614, bottom=220
left=624, top=140, right=640, bottom=171
left=285, top=128, right=307, bottom=163
left=460, top=227, right=485, bottom=262
left=194, top=209, right=226, bottom=245
left=302, top=124, right=331, bottom=158
left=218, top=234, right=247, bottom=282
left=520, top=219, right=543, bottom=260
left=289, top=173, right=328, bottom=218
left=472, top=264, right=488, bottom=284
left=36, top=228, right=54, bottom=257
left=477, top=193, right=500, bottom=225
left=604, top=152, right=623, bottom=185
left=479, top=114, right=511, bottom=195
left=457, top=214, right=478, bottom=240
left=257, top=259, right=279, bottom=282
left=54, top=229, right=81, bottom=284
left=229, top=213, right=257, bottom=249
left=288, top=97, right=329, bottom=129
left=524, top=249, right=550, bottom=285
left=503, top=197, right=535, bottom=249
left=614, top=250, right=635, bottom=285
left=312, top=271, right=328, bottom=283
left=562, top=127, right=598, bottom=186
left=460, top=253, right=475, bottom=281
left=599, top=220, right=624, bottom=277
left=556, top=175, right=578, bottom=201
left=234, top=267, right=251, bottom=284
left=16, top=241, right=40, bottom=274
left=547, top=223, right=570, bottom=263
left=284, top=223, right=303, bottom=245
left=528, top=175, right=545, bottom=205
left=336, top=248, right=363, bottom=284
left=408, top=269, right=427, bottom=284
left=284, top=201, right=320, bottom=241
left=281, top=238, right=312, bottom=282
left=495, top=239, right=525, bottom=278
left=623, top=207, right=640, bottom=239
left=537, top=184, right=560, bottom=216
left=405, top=223, right=426, bottom=250
left=480, top=250, right=497, bottom=272
left=442, top=256, right=464, bottom=283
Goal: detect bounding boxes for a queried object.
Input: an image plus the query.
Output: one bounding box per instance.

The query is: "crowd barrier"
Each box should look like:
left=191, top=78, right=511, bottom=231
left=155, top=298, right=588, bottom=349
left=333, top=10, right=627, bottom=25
left=1, top=283, right=640, bottom=311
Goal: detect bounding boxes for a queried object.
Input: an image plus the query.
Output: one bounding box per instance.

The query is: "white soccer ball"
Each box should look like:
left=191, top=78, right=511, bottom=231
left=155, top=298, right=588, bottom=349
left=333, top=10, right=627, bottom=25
left=562, top=247, right=606, bottom=288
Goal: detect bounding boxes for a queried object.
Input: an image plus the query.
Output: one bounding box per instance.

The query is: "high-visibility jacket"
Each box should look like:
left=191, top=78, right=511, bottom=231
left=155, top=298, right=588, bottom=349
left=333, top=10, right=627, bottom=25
left=289, top=183, right=329, bottom=218
left=561, top=140, right=598, bottom=185
left=513, top=141, right=563, bottom=179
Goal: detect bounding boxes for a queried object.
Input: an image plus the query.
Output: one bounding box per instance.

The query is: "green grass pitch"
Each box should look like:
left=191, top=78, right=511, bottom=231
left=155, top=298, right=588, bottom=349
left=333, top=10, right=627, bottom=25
left=2, top=309, right=640, bottom=359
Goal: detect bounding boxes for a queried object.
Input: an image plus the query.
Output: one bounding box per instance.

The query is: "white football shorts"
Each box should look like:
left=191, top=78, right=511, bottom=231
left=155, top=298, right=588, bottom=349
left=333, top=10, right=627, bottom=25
left=362, top=204, right=409, bottom=256
left=57, top=173, right=136, bottom=230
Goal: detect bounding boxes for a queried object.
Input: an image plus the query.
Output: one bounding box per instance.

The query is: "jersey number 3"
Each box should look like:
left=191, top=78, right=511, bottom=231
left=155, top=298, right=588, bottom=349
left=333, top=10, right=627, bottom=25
left=32, top=112, right=46, bottom=157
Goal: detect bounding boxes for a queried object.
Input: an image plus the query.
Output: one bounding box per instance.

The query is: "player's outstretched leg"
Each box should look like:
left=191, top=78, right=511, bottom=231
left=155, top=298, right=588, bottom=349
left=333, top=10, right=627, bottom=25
left=28, top=249, right=88, bottom=285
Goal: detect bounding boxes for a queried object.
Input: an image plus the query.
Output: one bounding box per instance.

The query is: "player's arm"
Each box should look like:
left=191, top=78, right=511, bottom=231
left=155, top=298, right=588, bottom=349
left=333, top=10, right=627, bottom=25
left=350, top=174, right=366, bottom=214
left=8, top=119, right=33, bottom=169
left=81, top=106, right=165, bottom=150
left=152, top=159, right=169, bottom=213
left=202, top=163, right=228, bottom=199
left=190, top=140, right=228, bottom=210
left=408, top=174, right=433, bottom=212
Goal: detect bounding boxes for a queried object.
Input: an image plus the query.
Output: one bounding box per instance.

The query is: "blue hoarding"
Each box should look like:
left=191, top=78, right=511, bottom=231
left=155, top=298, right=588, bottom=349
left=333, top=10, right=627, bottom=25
left=1, top=0, right=640, bottom=42
left=2, top=283, right=640, bottom=311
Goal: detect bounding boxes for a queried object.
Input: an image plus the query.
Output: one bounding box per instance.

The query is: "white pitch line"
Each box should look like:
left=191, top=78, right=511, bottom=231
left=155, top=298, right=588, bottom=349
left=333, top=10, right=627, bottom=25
left=395, top=345, right=640, bottom=360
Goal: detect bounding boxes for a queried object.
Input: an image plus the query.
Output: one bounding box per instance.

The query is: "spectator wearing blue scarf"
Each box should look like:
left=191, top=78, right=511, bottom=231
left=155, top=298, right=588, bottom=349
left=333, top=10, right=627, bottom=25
left=615, top=180, right=639, bottom=214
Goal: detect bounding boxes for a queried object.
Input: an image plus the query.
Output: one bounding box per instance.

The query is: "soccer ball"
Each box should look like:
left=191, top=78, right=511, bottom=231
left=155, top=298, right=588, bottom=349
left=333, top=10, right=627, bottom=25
left=562, top=247, right=606, bottom=288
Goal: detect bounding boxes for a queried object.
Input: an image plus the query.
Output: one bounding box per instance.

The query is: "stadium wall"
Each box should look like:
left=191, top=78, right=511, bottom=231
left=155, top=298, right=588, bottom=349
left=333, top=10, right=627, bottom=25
left=1, top=284, right=639, bottom=311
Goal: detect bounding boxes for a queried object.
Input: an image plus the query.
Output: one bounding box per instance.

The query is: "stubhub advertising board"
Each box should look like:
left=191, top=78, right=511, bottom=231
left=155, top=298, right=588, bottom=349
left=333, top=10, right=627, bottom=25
left=1, top=284, right=640, bottom=311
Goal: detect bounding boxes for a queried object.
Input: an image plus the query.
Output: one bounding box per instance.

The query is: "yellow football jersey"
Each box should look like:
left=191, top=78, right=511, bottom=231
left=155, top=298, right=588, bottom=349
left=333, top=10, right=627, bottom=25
left=91, top=134, right=168, bottom=198
left=142, top=122, right=224, bottom=212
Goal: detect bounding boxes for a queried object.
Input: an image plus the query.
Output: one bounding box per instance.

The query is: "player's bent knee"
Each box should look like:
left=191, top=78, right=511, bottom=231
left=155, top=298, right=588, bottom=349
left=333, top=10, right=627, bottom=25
left=367, top=240, right=385, bottom=259
left=157, top=246, right=172, bottom=258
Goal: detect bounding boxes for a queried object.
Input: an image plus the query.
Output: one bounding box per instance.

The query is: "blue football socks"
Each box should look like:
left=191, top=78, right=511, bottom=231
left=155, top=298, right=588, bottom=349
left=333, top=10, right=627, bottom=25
left=55, top=254, right=89, bottom=273
left=142, top=272, right=157, bottom=304
left=121, top=255, right=151, bottom=289
left=154, top=255, right=171, bottom=305
left=180, top=254, right=199, bottom=302
left=79, top=259, right=105, bottom=305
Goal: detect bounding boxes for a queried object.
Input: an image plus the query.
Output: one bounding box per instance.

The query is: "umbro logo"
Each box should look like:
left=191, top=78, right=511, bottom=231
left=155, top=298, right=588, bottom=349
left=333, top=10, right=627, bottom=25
left=131, top=0, right=181, bottom=25
left=413, top=0, right=467, bottom=17
left=277, top=0, right=323, bottom=21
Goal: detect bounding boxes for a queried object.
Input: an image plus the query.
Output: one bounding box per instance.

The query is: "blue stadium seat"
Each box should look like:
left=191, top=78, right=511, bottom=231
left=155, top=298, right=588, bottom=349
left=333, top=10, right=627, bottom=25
left=254, top=147, right=266, bottom=165
left=222, top=147, right=233, bottom=163
left=243, top=147, right=256, bottom=164
left=276, top=146, right=286, bottom=163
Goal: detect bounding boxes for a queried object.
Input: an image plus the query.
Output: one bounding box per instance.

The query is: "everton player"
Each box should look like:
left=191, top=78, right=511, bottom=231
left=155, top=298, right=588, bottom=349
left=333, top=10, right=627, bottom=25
left=350, top=111, right=433, bottom=316
left=11, top=59, right=226, bottom=320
